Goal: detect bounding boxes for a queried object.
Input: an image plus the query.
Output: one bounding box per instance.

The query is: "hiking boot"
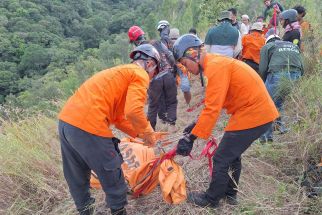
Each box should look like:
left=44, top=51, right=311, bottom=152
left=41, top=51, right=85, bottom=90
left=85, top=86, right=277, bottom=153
left=259, top=137, right=266, bottom=144
left=160, top=119, right=167, bottom=124
left=225, top=195, right=239, bottom=205
left=278, top=126, right=289, bottom=134
left=79, top=207, right=95, bottom=215
left=168, top=124, right=178, bottom=133
left=188, top=191, right=219, bottom=208
left=111, top=207, right=127, bottom=215
left=274, top=119, right=289, bottom=134
left=259, top=137, right=273, bottom=144
left=78, top=198, right=95, bottom=215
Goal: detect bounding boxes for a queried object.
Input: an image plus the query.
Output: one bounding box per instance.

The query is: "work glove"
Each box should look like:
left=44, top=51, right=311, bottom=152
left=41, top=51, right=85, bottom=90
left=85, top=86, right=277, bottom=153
left=183, top=122, right=196, bottom=134
left=176, top=134, right=197, bottom=156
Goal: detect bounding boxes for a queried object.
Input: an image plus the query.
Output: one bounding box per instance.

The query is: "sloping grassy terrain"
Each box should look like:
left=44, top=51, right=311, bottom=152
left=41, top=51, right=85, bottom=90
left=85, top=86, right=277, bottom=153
left=0, top=70, right=321, bottom=214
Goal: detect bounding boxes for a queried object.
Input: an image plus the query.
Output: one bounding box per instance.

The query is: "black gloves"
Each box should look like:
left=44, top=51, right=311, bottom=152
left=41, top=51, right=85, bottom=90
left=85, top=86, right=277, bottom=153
left=176, top=134, right=197, bottom=156
left=178, top=122, right=197, bottom=156
left=183, top=122, right=196, bottom=134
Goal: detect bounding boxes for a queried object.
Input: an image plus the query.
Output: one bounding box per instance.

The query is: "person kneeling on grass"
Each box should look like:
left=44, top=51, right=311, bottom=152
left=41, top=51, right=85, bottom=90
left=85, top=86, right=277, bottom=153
left=58, top=44, right=166, bottom=215
left=172, top=34, right=279, bottom=208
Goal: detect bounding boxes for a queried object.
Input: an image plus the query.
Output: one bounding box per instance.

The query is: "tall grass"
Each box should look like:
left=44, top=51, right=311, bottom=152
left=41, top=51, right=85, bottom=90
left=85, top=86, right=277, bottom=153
left=0, top=115, right=74, bottom=214
left=0, top=72, right=320, bottom=214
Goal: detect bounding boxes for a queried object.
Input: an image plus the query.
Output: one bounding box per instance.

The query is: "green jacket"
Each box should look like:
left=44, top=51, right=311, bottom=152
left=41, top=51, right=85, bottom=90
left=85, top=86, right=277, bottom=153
left=205, top=21, right=239, bottom=46
left=259, top=40, right=304, bottom=80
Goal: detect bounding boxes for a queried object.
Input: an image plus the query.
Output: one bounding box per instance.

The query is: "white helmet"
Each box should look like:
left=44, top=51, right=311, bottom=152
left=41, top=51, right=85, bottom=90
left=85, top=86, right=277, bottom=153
left=157, top=20, right=170, bottom=31
left=265, top=34, right=281, bottom=44
left=169, top=28, right=180, bottom=40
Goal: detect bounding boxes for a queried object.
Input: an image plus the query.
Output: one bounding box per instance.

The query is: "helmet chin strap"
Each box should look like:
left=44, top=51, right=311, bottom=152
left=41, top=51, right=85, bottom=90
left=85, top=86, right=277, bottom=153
left=144, top=60, right=157, bottom=74
left=146, top=64, right=157, bottom=74
left=283, top=20, right=288, bottom=28
left=197, top=47, right=205, bottom=87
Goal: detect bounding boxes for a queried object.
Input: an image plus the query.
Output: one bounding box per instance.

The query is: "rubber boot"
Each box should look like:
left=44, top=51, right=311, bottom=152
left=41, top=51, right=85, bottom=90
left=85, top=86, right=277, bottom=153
left=225, top=194, right=239, bottom=205
left=188, top=191, right=219, bottom=208
left=168, top=124, right=178, bottom=133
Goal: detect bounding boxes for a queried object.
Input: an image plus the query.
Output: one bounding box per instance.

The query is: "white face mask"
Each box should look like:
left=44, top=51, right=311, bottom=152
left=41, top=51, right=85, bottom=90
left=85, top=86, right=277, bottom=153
left=146, top=64, right=157, bottom=74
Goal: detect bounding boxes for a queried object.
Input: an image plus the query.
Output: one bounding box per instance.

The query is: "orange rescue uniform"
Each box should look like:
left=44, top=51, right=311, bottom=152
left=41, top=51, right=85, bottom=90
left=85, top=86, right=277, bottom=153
left=241, top=32, right=266, bottom=64
left=300, top=21, right=310, bottom=36
left=299, top=21, right=311, bottom=51
left=59, top=64, right=151, bottom=138
left=191, top=54, right=279, bottom=139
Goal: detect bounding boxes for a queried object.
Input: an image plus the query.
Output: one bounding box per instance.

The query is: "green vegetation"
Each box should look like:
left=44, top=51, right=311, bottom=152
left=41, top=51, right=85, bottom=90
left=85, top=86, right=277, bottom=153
left=0, top=0, right=163, bottom=108
left=0, top=0, right=321, bottom=214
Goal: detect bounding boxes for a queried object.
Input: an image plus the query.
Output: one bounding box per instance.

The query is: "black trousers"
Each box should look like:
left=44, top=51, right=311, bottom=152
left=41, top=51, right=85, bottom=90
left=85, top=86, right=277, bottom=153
left=58, top=121, right=128, bottom=212
left=206, top=122, right=272, bottom=204
left=148, top=72, right=177, bottom=129
left=158, top=92, right=167, bottom=122
left=243, top=59, right=259, bottom=74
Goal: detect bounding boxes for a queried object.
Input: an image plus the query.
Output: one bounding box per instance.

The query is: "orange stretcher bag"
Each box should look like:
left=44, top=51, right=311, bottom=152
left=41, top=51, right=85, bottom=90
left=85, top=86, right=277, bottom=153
left=90, top=138, right=187, bottom=204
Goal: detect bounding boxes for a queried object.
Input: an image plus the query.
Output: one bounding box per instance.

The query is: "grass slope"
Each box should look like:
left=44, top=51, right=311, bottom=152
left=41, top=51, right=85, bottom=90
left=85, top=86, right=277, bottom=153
left=0, top=72, right=321, bottom=214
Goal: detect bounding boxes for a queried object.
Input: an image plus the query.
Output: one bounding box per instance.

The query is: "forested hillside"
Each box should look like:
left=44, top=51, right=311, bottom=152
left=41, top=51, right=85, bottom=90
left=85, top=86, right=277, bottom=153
left=0, top=0, right=321, bottom=214
left=0, top=0, right=247, bottom=114
left=2, top=0, right=318, bottom=114
left=0, top=0, right=163, bottom=108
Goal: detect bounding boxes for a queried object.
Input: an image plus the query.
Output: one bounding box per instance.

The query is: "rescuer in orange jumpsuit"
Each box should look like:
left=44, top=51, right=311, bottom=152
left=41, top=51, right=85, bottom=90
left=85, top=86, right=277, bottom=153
left=172, top=34, right=279, bottom=208
left=241, top=22, right=266, bottom=74
left=58, top=44, right=163, bottom=215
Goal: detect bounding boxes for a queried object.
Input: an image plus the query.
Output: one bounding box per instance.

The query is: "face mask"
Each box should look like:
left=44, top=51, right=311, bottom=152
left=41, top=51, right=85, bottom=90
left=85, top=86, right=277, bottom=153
left=142, top=59, right=158, bottom=74
left=146, top=64, right=157, bottom=74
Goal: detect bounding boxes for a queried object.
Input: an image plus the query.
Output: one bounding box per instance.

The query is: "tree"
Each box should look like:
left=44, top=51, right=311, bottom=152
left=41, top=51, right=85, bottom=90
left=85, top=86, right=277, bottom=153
left=143, top=13, right=157, bottom=39
left=200, top=0, right=236, bottom=26
left=0, top=70, right=19, bottom=102
left=78, top=24, right=100, bottom=48
left=108, top=12, right=136, bottom=34
left=18, top=44, right=51, bottom=77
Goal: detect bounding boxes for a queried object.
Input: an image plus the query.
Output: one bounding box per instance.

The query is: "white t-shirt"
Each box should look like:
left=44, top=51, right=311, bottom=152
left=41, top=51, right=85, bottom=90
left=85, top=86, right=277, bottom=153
left=240, top=23, right=250, bottom=36
left=205, top=31, right=242, bottom=58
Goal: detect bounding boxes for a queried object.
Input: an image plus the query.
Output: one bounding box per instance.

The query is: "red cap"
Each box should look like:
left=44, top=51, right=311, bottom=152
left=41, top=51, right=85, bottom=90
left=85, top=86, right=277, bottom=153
left=128, top=26, right=145, bottom=42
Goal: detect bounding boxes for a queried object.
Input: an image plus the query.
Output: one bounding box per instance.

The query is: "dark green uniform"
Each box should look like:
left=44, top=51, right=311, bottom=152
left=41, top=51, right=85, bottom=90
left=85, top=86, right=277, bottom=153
left=259, top=40, right=304, bottom=81
left=205, top=21, right=239, bottom=46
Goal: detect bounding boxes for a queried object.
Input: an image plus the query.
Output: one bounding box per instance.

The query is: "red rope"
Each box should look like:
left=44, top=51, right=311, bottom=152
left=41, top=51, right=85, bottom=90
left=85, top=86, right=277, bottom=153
left=132, top=138, right=218, bottom=197
left=186, top=99, right=205, bottom=112
left=273, top=6, right=277, bottom=34
left=132, top=148, right=177, bottom=197
left=196, top=137, right=218, bottom=176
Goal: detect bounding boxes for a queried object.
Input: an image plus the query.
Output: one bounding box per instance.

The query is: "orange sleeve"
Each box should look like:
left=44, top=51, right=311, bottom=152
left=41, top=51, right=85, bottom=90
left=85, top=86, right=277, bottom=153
left=241, top=36, right=246, bottom=48
left=191, top=65, right=231, bottom=139
left=124, top=69, right=151, bottom=134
